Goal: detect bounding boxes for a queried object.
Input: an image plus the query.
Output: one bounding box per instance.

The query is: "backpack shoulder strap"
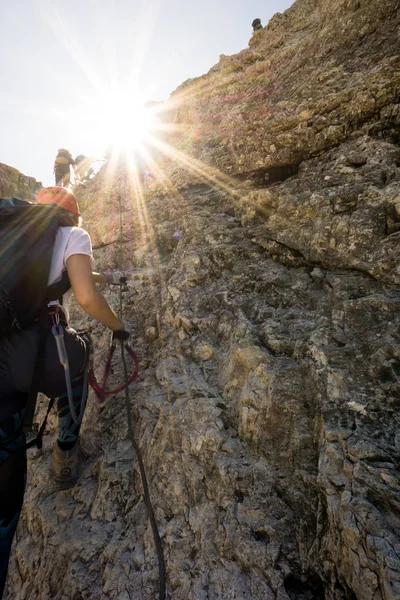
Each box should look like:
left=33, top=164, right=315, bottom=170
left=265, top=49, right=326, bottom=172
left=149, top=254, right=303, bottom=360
left=23, top=305, right=51, bottom=436
left=0, top=197, right=31, bottom=208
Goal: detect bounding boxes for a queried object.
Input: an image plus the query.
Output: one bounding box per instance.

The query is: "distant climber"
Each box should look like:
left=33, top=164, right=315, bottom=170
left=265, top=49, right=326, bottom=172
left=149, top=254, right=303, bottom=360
left=53, top=148, right=76, bottom=187
left=252, top=18, right=263, bottom=33
left=75, top=154, right=86, bottom=168
left=74, top=155, right=95, bottom=183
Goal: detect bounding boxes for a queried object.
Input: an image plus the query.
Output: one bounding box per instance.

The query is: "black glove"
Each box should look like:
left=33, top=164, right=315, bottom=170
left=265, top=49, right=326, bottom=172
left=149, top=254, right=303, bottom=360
left=112, top=319, right=130, bottom=341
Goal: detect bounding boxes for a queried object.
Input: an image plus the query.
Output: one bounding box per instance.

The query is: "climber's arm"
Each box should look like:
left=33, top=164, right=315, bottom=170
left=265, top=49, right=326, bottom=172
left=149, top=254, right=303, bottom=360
left=66, top=254, right=121, bottom=330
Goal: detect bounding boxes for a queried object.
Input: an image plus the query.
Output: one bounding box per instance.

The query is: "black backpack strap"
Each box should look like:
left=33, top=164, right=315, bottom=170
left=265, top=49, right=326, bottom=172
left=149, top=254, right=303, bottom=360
left=22, top=306, right=51, bottom=437
left=25, top=398, right=55, bottom=450
left=45, top=270, right=71, bottom=304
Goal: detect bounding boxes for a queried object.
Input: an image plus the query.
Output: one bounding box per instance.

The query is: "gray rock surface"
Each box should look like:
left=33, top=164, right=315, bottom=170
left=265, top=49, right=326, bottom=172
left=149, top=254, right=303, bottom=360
left=158, top=0, right=400, bottom=188
left=0, top=163, right=41, bottom=200
left=4, top=0, right=400, bottom=598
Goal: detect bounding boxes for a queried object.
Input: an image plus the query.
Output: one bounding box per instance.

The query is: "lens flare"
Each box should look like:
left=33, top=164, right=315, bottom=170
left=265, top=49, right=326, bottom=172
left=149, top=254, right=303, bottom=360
left=72, top=81, right=160, bottom=160
left=97, top=89, right=158, bottom=153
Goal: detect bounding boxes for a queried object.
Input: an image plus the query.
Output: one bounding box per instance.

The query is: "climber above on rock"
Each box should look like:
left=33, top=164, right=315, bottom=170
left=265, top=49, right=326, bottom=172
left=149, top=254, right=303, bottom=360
left=74, top=154, right=95, bottom=183
left=252, top=18, right=263, bottom=33
left=0, top=186, right=129, bottom=598
left=53, top=148, right=76, bottom=187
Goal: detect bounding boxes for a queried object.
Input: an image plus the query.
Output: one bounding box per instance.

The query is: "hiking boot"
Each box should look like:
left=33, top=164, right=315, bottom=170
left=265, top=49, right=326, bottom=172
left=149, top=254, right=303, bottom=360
left=51, top=440, right=80, bottom=489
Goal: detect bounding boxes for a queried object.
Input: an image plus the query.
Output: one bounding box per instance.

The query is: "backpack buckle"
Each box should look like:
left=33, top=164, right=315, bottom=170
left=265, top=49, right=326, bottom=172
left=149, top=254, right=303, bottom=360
left=48, top=307, right=60, bottom=327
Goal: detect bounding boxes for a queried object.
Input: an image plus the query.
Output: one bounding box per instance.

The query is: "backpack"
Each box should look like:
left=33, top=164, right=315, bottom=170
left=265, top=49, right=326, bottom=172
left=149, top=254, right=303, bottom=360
left=0, top=198, right=76, bottom=441
left=0, top=198, right=62, bottom=337
left=55, top=149, right=73, bottom=166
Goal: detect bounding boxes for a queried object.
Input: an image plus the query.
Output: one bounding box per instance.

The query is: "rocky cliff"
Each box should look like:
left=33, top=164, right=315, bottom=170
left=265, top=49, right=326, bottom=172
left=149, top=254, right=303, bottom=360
left=160, top=0, right=399, bottom=188
left=5, top=0, right=400, bottom=599
left=0, top=163, right=41, bottom=200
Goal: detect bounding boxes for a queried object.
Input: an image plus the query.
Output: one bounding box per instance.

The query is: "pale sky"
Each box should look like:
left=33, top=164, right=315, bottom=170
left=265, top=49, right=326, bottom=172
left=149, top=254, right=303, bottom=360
left=0, top=0, right=294, bottom=186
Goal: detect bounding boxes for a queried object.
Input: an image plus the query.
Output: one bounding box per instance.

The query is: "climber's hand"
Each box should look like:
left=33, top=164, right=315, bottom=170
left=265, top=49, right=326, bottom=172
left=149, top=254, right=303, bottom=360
left=103, top=271, right=127, bottom=285
left=112, top=319, right=130, bottom=341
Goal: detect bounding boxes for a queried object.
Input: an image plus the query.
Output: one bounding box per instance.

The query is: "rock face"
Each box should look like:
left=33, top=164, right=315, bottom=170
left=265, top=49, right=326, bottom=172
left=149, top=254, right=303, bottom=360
left=5, top=0, right=400, bottom=599
left=0, top=163, right=41, bottom=200
left=160, top=0, right=399, bottom=187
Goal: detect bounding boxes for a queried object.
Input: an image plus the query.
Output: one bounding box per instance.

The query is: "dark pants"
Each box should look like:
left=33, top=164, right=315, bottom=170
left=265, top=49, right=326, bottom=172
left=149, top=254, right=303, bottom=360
left=54, top=166, right=71, bottom=187
left=0, top=324, right=88, bottom=597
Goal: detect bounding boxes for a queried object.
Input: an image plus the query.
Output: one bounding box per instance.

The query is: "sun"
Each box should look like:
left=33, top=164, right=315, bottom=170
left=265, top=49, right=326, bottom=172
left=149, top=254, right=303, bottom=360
left=97, top=89, right=158, bottom=154
left=72, top=81, right=160, bottom=161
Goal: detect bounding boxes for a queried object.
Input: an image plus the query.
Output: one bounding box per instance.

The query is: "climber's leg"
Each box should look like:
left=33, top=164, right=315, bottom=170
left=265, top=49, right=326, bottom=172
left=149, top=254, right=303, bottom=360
left=0, top=410, right=26, bottom=599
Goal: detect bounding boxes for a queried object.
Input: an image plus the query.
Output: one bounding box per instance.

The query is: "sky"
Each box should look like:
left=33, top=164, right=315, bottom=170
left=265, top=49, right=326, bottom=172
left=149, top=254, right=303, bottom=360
left=0, top=0, right=294, bottom=186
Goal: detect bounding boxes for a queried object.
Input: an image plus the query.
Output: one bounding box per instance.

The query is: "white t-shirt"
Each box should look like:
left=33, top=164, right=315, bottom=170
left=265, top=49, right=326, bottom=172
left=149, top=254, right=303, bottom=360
left=48, top=226, right=94, bottom=321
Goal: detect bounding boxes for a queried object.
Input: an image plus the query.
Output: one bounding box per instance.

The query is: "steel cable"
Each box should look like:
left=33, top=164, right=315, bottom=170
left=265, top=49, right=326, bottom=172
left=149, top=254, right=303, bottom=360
left=117, top=193, right=167, bottom=599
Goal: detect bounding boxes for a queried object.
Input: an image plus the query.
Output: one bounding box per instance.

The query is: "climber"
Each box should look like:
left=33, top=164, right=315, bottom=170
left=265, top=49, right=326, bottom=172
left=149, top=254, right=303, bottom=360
left=75, top=154, right=86, bottom=168
left=0, top=186, right=129, bottom=598
left=75, top=155, right=95, bottom=183
left=252, top=18, right=263, bottom=33
left=53, top=148, right=76, bottom=187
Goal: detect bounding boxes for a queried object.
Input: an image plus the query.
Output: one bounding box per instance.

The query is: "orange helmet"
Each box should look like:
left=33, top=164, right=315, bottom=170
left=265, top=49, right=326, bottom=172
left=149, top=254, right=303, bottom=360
left=36, top=186, right=81, bottom=216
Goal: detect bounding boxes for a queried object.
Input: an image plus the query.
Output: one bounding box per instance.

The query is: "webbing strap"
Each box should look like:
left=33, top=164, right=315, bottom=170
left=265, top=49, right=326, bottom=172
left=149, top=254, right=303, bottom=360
left=25, top=398, right=55, bottom=450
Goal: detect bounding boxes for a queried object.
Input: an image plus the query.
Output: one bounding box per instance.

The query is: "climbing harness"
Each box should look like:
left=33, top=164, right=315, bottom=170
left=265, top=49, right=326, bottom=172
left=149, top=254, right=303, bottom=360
left=25, top=306, right=89, bottom=450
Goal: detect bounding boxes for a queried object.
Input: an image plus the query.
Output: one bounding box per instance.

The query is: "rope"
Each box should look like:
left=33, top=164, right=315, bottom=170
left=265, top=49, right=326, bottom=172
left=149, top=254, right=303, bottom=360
left=117, top=193, right=167, bottom=600
left=88, top=341, right=139, bottom=402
